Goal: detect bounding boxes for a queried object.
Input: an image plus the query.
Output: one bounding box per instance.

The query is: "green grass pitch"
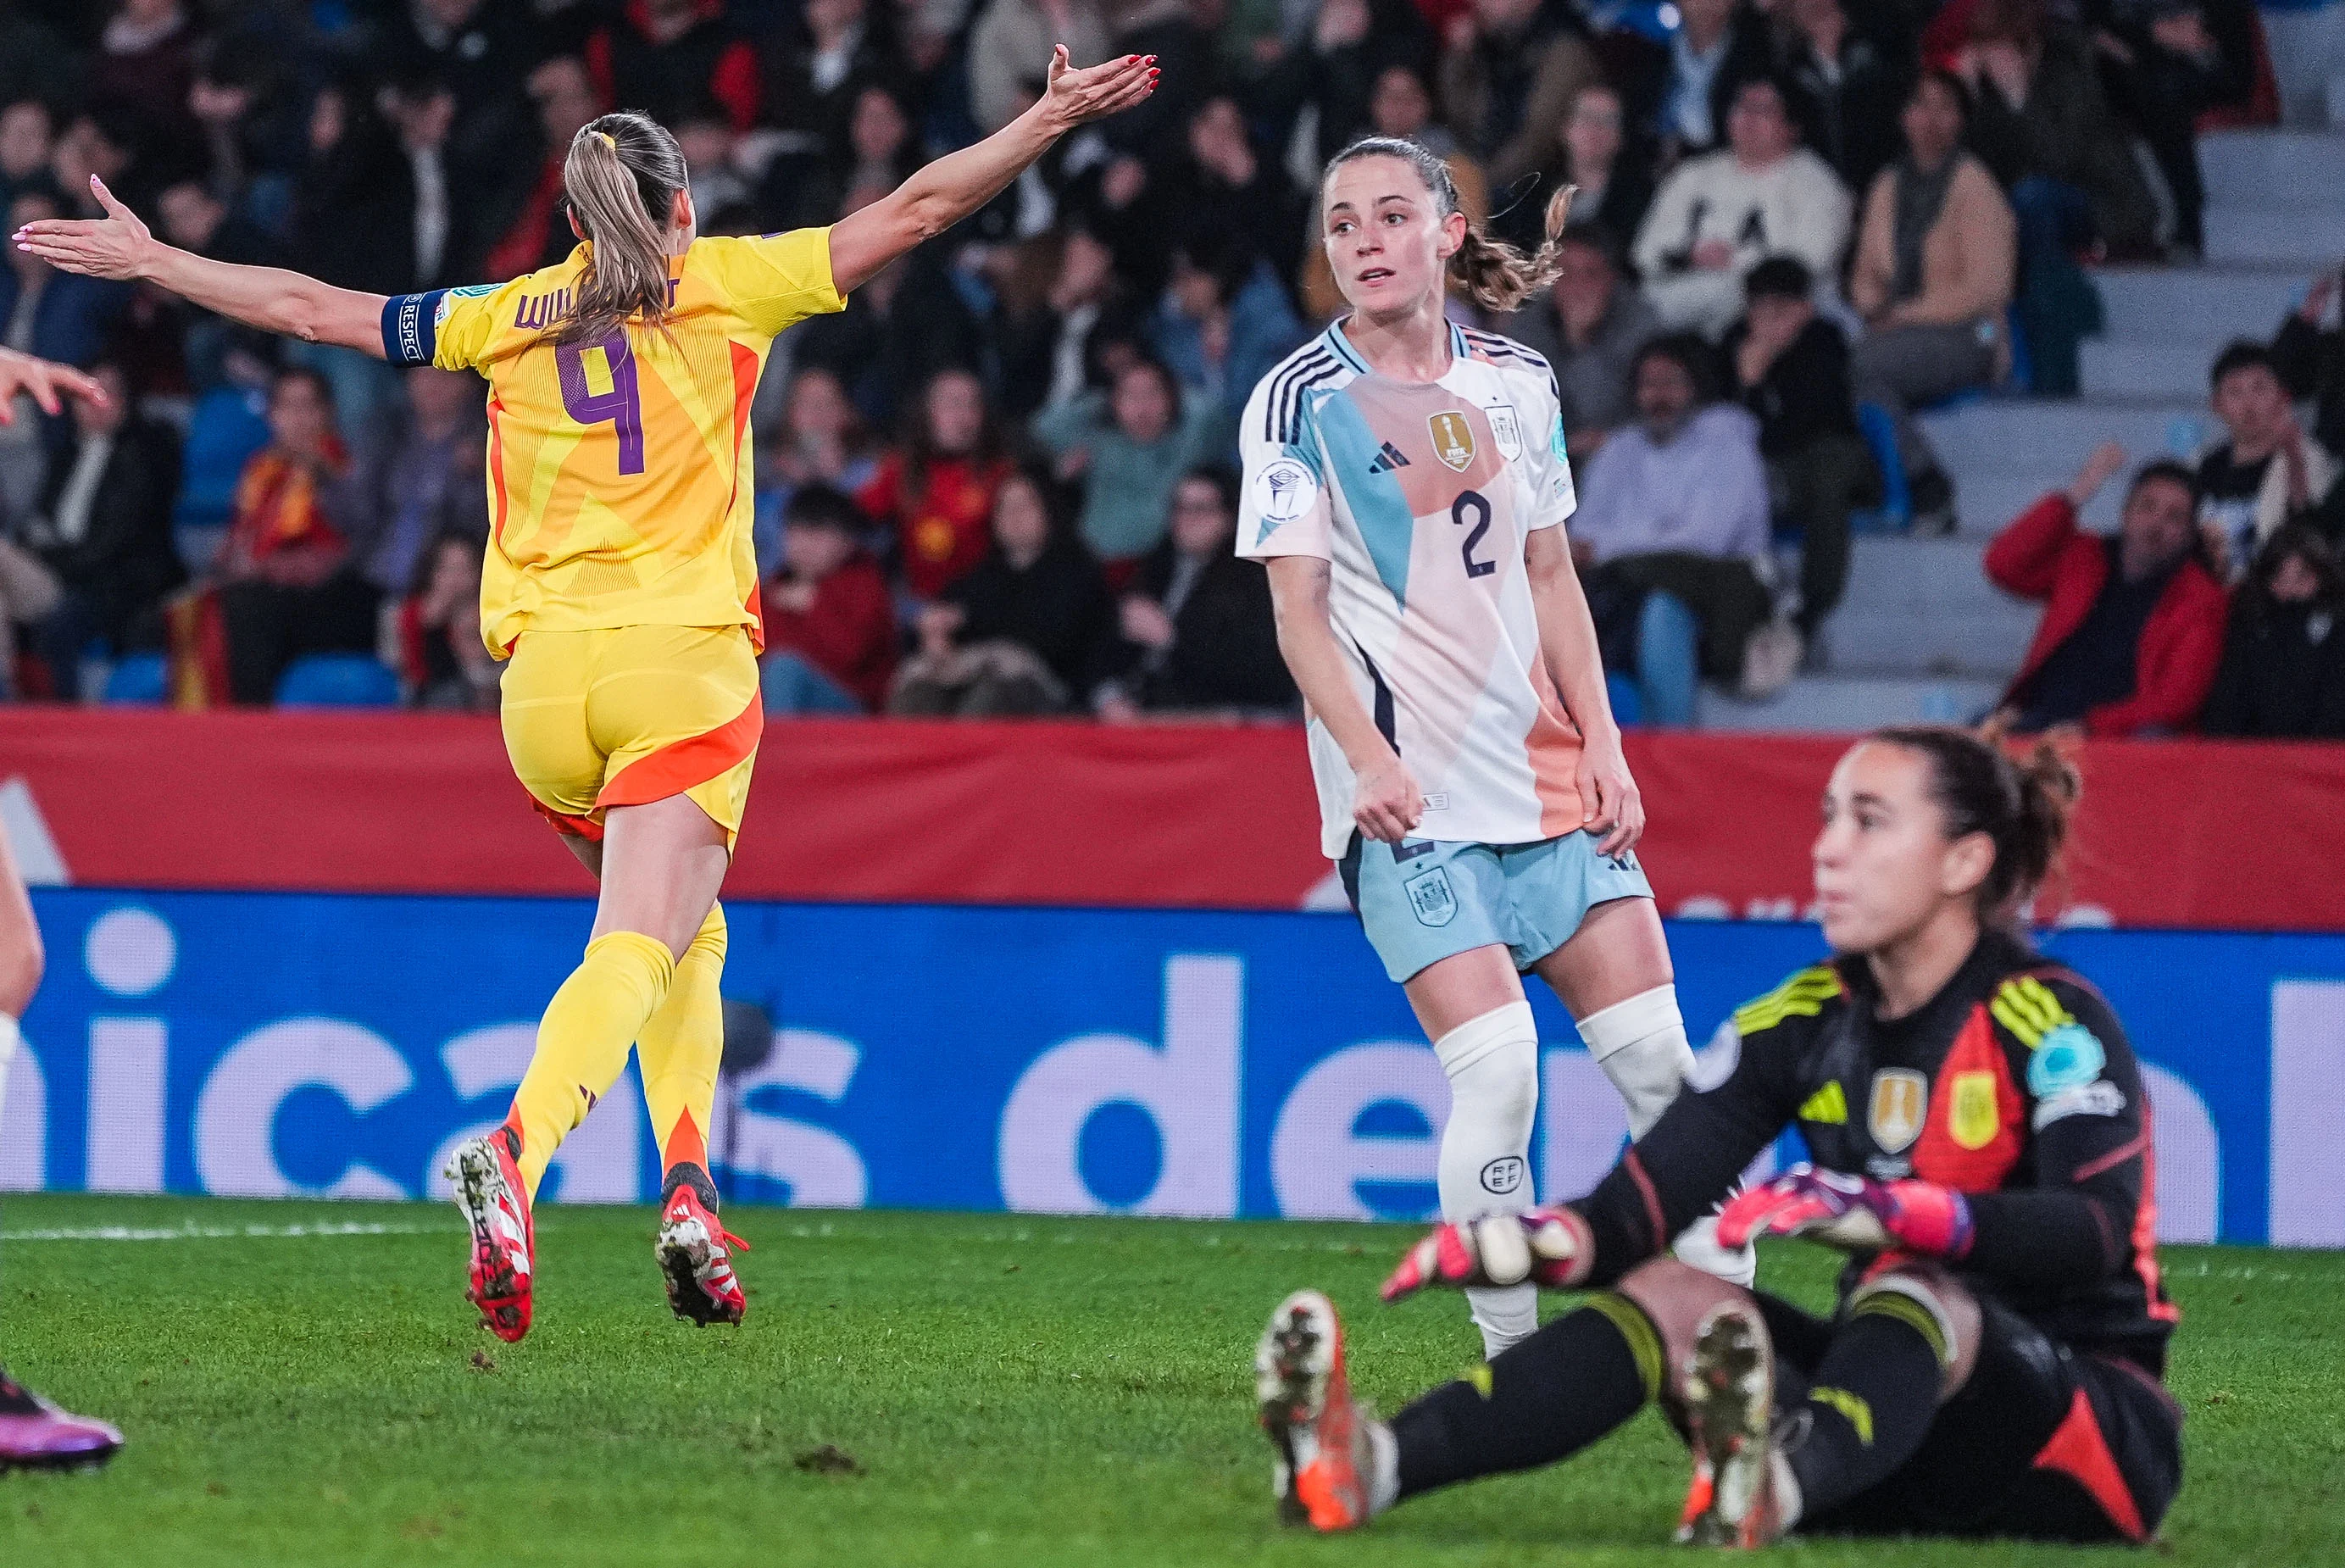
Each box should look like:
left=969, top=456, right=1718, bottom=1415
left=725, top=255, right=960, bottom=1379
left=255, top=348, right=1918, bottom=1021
left=0, top=1195, right=2338, bottom=1566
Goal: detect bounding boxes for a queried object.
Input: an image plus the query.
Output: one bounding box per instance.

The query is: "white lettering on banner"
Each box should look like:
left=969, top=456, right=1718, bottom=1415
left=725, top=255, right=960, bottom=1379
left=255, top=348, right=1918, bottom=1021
left=86, top=1019, right=166, bottom=1193
left=1269, top=1043, right=1445, bottom=1220
left=721, top=1029, right=868, bottom=1207
left=2270, top=980, right=2345, bottom=1246
left=2139, top=1065, right=2218, bottom=1243
left=193, top=1019, right=411, bottom=1198
left=998, top=955, right=1242, bottom=1216
left=1539, top=1050, right=1626, bottom=1204
left=0, top=1031, right=43, bottom=1190
left=0, top=776, right=69, bottom=886
left=423, top=1024, right=641, bottom=1204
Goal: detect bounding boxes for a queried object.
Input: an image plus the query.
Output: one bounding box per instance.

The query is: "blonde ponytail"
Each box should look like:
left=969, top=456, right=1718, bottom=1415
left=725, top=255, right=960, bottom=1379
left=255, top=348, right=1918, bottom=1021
left=1319, top=136, right=1578, bottom=314
left=558, top=112, right=688, bottom=346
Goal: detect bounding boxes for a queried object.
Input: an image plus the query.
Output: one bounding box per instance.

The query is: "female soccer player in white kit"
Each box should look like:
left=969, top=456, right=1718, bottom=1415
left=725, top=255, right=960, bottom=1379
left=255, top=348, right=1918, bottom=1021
left=1238, top=138, right=1748, bottom=1358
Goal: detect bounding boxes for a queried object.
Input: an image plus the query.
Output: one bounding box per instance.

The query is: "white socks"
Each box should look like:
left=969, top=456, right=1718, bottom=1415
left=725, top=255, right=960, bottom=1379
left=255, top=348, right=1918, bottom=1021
left=1432, top=1001, right=1540, bottom=1359
left=1365, top=1421, right=1401, bottom=1515
left=1576, top=985, right=1757, bottom=1288
left=1577, top=986, right=1696, bottom=1138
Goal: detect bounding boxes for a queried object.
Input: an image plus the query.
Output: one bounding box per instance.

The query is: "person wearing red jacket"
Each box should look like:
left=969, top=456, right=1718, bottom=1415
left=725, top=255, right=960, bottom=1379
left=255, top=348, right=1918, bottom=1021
left=1985, top=441, right=2228, bottom=737
left=761, top=484, right=898, bottom=714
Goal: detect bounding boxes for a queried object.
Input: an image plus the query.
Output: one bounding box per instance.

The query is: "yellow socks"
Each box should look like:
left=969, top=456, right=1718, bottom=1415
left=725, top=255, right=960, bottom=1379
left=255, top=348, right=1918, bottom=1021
left=506, top=929, right=676, bottom=1202
left=638, top=904, right=727, bottom=1200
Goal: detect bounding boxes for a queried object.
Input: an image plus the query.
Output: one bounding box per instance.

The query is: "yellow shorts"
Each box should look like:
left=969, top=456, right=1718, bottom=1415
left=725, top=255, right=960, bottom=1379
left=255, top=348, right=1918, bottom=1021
left=499, top=624, right=764, bottom=848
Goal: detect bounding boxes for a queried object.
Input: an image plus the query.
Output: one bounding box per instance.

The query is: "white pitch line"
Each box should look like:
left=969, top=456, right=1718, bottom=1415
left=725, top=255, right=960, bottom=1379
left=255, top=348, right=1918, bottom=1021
left=2, top=1222, right=447, bottom=1243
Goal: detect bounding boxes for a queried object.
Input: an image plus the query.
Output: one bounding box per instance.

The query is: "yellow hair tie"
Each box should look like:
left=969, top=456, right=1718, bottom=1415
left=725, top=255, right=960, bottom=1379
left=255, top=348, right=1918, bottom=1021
left=593, top=131, right=617, bottom=151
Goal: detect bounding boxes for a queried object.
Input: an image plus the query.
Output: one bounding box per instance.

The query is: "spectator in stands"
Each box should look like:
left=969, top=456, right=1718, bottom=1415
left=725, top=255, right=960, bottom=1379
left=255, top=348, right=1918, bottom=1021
left=0, top=100, right=53, bottom=211
left=1725, top=256, right=1877, bottom=642
left=969, top=0, right=1111, bottom=136
left=1506, top=223, right=1657, bottom=454
left=14, top=362, right=183, bottom=702
left=763, top=0, right=914, bottom=152
left=760, top=365, right=878, bottom=548
left=996, top=225, right=1142, bottom=418
left=1255, top=0, right=1434, bottom=169
left=346, top=365, right=486, bottom=616
left=2200, top=525, right=2345, bottom=739
left=1848, top=69, right=2016, bottom=532
left=1986, top=440, right=2229, bottom=737
left=386, top=528, right=497, bottom=711
left=792, top=81, right=924, bottom=230
left=297, top=71, right=477, bottom=304
left=1572, top=334, right=1781, bottom=725
left=2274, top=265, right=2345, bottom=461
left=1103, top=467, right=1293, bottom=717
left=1160, top=95, right=1309, bottom=297
left=1436, top=0, right=1599, bottom=197
left=1633, top=75, right=1853, bottom=339
left=1031, top=354, right=1228, bottom=577
left=586, top=0, right=761, bottom=134
left=761, top=484, right=897, bottom=714
left=1955, top=0, right=2159, bottom=259
left=895, top=466, right=1120, bottom=715
left=387, top=0, right=529, bottom=170
left=790, top=239, right=986, bottom=426
left=483, top=56, right=603, bottom=282
left=48, top=112, right=138, bottom=225
left=1, top=184, right=130, bottom=522
left=94, top=0, right=197, bottom=137
left=856, top=366, right=1009, bottom=602
left=2197, top=340, right=2339, bottom=583
left=2094, top=0, right=2249, bottom=260
left=1556, top=85, right=1650, bottom=256
left=1653, top=0, right=1775, bottom=162
left=209, top=367, right=377, bottom=708
left=1152, top=233, right=1306, bottom=428
left=1758, top=0, right=1913, bottom=197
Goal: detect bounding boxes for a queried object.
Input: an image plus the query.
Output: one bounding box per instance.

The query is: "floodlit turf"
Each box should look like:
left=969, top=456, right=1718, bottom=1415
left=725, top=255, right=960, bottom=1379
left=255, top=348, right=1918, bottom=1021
left=0, top=1197, right=2337, bottom=1567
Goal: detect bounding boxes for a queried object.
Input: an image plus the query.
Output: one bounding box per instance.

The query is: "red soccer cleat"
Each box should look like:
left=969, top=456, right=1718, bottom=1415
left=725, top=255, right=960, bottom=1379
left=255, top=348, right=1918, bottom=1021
left=1255, top=1290, right=1374, bottom=1532
left=654, top=1184, right=749, bottom=1326
left=1676, top=1300, right=1787, bottom=1548
left=447, top=1130, right=535, bottom=1343
left=0, top=1371, right=121, bottom=1472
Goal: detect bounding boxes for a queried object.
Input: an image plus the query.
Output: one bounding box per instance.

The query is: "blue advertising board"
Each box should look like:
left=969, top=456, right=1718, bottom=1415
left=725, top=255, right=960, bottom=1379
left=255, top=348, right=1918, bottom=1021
left=9, top=890, right=2343, bottom=1246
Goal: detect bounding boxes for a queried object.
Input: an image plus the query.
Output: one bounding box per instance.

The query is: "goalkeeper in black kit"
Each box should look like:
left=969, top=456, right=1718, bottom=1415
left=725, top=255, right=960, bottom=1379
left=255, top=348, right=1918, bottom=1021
left=1255, top=726, right=2181, bottom=1547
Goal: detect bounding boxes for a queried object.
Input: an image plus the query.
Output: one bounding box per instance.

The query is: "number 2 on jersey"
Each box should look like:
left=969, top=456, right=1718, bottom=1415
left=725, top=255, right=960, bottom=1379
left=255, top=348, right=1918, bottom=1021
left=555, top=333, right=646, bottom=475
left=1452, top=490, right=1495, bottom=578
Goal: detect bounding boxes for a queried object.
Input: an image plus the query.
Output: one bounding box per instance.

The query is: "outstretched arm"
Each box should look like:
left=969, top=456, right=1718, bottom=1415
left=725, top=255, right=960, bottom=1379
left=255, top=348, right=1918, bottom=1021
left=828, top=47, right=1156, bottom=294
left=16, top=176, right=387, bottom=357
left=0, top=348, right=105, bottom=423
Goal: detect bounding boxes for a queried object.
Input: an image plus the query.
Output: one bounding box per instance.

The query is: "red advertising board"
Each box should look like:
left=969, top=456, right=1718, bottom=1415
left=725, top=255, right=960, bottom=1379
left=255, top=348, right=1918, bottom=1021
left=3, top=709, right=2341, bottom=931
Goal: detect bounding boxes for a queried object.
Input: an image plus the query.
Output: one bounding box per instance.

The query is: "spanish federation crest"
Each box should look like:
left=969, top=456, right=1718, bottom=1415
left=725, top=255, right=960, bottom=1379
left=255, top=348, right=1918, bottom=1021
left=1428, top=411, right=1475, bottom=472
left=1868, top=1068, right=1927, bottom=1155
left=1486, top=403, right=1523, bottom=461
left=1404, top=865, right=1459, bottom=927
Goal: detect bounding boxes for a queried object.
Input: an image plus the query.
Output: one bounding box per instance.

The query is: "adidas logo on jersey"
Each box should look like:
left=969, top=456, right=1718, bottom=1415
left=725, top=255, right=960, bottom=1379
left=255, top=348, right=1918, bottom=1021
left=1367, top=441, right=1411, bottom=474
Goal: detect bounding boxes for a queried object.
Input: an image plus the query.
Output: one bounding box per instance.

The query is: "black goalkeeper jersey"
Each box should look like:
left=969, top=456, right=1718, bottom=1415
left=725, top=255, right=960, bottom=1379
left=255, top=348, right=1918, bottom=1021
left=1570, top=929, right=2179, bottom=1375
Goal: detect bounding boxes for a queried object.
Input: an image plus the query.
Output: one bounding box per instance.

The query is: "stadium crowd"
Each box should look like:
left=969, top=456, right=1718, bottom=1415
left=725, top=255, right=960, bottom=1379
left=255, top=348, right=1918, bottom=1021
left=0, top=0, right=2340, bottom=737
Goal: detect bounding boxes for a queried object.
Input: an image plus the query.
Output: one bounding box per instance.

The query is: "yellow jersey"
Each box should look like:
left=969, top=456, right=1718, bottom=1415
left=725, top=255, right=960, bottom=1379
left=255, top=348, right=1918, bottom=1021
left=380, top=230, right=845, bottom=656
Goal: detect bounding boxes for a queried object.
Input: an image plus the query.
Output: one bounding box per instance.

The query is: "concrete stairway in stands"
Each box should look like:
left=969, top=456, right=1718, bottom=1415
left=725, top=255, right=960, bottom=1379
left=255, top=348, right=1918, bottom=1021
left=1700, top=36, right=2345, bottom=732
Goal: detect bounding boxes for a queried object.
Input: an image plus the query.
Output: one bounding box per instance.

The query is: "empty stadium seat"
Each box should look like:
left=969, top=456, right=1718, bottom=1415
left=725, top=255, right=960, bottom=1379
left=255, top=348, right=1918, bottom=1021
left=103, top=653, right=170, bottom=706
left=273, top=654, right=400, bottom=709
left=1607, top=670, right=1642, bottom=727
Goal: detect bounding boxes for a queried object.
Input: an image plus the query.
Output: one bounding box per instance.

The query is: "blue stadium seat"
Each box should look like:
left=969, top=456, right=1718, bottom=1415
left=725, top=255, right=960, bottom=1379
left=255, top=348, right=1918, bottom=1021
left=1606, top=670, right=1642, bottom=727
left=103, top=653, right=170, bottom=706
left=171, top=387, right=270, bottom=570
left=274, top=653, right=400, bottom=709
left=1850, top=401, right=1911, bottom=534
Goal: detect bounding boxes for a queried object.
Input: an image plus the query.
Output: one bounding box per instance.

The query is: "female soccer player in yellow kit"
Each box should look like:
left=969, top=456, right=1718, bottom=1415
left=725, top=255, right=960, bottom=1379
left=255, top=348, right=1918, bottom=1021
left=16, top=47, right=1158, bottom=1344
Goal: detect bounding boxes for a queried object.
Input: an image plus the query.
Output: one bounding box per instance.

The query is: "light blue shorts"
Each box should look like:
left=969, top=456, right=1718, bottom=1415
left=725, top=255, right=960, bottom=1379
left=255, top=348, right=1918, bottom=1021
left=1338, top=831, right=1655, bottom=984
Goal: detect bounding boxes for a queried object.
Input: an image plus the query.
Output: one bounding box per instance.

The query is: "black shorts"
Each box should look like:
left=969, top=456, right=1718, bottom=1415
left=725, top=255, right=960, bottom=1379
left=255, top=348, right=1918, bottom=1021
left=1757, top=1293, right=2185, bottom=1543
